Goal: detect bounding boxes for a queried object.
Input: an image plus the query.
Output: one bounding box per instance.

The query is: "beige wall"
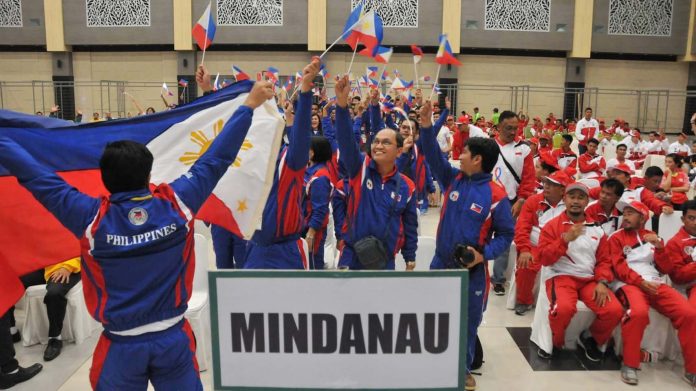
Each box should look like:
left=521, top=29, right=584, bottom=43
left=0, top=52, right=53, bottom=113
left=586, top=59, right=689, bottom=132
left=73, top=52, right=178, bottom=118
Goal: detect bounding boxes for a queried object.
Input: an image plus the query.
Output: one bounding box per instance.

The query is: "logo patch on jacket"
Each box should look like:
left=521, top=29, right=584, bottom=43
left=128, top=207, right=148, bottom=226
left=623, top=245, right=632, bottom=256
left=366, top=178, right=373, bottom=190
left=470, top=203, right=483, bottom=214
left=449, top=191, right=459, bottom=201
left=391, top=192, right=402, bottom=202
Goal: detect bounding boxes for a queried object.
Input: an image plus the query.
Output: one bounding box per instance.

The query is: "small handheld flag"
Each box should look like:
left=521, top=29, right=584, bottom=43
left=342, top=4, right=384, bottom=57
left=232, top=65, right=250, bottom=81
left=192, top=1, right=216, bottom=64
left=178, top=79, right=189, bottom=88
left=411, top=45, right=423, bottom=64
left=162, top=83, right=174, bottom=96
left=435, top=34, right=461, bottom=66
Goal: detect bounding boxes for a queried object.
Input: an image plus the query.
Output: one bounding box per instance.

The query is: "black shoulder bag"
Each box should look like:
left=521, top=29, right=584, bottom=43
left=353, top=173, right=402, bottom=270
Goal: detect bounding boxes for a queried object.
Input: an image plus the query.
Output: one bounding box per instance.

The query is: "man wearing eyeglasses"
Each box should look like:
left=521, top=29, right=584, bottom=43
left=332, top=75, right=418, bottom=270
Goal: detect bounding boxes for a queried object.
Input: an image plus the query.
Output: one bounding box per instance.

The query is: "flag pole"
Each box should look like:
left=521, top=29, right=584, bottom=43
left=346, top=39, right=360, bottom=75
left=413, top=58, right=420, bottom=90
left=375, top=63, right=388, bottom=90
left=428, top=64, right=441, bottom=101
left=200, top=34, right=208, bottom=65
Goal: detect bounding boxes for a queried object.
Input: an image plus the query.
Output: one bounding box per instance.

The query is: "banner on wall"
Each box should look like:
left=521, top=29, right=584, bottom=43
left=209, top=270, right=468, bottom=390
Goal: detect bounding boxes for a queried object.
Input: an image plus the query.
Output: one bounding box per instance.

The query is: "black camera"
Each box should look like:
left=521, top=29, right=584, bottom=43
left=453, top=244, right=478, bottom=269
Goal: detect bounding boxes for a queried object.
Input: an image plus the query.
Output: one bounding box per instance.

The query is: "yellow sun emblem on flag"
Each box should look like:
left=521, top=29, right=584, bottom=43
left=179, top=119, right=253, bottom=167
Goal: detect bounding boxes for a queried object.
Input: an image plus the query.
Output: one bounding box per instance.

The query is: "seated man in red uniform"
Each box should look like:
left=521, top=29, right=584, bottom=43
left=537, top=182, right=623, bottom=361
left=666, top=200, right=696, bottom=308
left=609, top=200, right=696, bottom=387
left=513, top=171, right=571, bottom=315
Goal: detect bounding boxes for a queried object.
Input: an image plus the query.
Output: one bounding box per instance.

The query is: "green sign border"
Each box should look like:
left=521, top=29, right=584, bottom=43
left=209, top=270, right=469, bottom=391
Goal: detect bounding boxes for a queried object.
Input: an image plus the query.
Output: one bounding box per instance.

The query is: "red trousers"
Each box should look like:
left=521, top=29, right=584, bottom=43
left=689, top=287, right=696, bottom=307
left=546, top=275, right=623, bottom=349
left=616, top=284, right=696, bottom=372
left=516, top=261, right=541, bottom=305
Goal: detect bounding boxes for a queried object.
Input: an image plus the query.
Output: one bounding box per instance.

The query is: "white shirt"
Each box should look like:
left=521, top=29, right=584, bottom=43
left=645, top=140, right=664, bottom=154
left=468, top=124, right=488, bottom=139
left=575, top=118, right=600, bottom=142
left=668, top=141, right=690, bottom=155
left=606, top=158, right=636, bottom=172
left=492, top=138, right=532, bottom=201
left=436, top=127, right=452, bottom=152
left=547, top=222, right=606, bottom=280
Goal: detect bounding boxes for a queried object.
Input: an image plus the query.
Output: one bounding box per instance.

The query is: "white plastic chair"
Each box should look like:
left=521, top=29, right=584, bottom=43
left=185, top=233, right=211, bottom=371
left=530, top=267, right=596, bottom=354
left=20, top=281, right=101, bottom=346
left=643, top=154, right=666, bottom=171
left=395, top=236, right=436, bottom=271
left=658, top=211, right=683, bottom=242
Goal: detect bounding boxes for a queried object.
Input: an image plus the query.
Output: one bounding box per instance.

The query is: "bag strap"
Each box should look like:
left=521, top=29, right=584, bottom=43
left=499, top=151, right=521, bottom=185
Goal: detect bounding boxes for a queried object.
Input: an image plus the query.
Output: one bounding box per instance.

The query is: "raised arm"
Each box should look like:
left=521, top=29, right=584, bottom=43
left=286, top=59, right=321, bottom=171
left=335, top=75, right=363, bottom=179
left=0, top=137, right=99, bottom=238
left=418, top=101, right=457, bottom=189
left=170, top=81, right=274, bottom=214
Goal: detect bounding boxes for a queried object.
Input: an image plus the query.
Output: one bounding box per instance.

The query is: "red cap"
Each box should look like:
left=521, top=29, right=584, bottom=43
left=630, top=129, right=641, bottom=137
left=610, top=163, right=634, bottom=176
left=539, top=151, right=560, bottom=170
left=539, top=133, right=551, bottom=140
left=617, top=200, right=650, bottom=220
left=529, top=137, right=539, bottom=145
left=456, top=115, right=470, bottom=125
left=545, top=171, right=572, bottom=187
left=565, top=182, right=589, bottom=195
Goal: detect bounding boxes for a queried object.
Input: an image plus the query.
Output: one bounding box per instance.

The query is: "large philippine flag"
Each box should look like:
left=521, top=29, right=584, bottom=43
left=0, top=81, right=283, bottom=311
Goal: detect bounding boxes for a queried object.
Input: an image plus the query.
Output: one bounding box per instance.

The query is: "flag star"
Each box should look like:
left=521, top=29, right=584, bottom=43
left=237, top=199, right=248, bottom=213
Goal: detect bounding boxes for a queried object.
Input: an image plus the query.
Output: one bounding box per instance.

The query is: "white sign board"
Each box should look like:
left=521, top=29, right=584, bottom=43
left=209, top=271, right=468, bottom=390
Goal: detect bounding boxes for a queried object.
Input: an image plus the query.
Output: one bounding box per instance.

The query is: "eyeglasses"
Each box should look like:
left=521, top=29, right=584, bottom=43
left=372, top=139, right=394, bottom=146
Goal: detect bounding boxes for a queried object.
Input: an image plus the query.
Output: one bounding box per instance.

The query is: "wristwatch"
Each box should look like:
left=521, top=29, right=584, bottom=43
left=597, top=279, right=609, bottom=287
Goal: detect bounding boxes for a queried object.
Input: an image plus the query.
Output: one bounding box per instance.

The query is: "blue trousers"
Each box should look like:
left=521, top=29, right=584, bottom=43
left=211, top=224, right=247, bottom=269
left=90, top=319, right=202, bottom=391
left=491, top=246, right=511, bottom=284
left=430, top=254, right=488, bottom=373
left=243, top=238, right=308, bottom=270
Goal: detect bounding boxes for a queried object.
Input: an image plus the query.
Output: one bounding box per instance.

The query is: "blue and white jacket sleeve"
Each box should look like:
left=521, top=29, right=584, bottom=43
left=308, top=176, right=332, bottom=230
left=401, top=192, right=419, bottom=262
left=0, top=137, right=99, bottom=238
left=170, top=104, right=254, bottom=214
left=285, top=91, right=313, bottom=171
left=335, top=106, right=363, bottom=179
left=483, top=197, right=515, bottom=261
left=419, top=109, right=457, bottom=190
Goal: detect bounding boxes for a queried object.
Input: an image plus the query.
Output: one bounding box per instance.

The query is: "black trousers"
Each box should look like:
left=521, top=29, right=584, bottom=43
left=10, top=270, right=81, bottom=338
left=0, top=311, right=17, bottom=374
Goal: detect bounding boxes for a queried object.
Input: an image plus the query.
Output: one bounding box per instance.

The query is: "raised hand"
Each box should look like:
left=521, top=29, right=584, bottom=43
left=301, top=57, right=322, bottom=93
left=243, top=81, right=275, bottom=109
left=335, top=75, right=350, bottom=108
left=419, top=100, right=432, bottom=128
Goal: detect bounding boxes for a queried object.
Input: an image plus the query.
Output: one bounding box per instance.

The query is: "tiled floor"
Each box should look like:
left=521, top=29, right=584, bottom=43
left=11, top=207, right=694, bottom=390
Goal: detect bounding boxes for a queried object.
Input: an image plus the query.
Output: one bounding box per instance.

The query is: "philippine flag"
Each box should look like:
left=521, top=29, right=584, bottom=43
left=192, top=1, right=216, bottom=51
left=435, top=34, right=461, bottom=66
left=342, top=4, right=383, bottom=57
left=411, top=45, right=424, bottom=64
left=0, top=81, right=283, bottom=313
left=232, top=65, right=250, bottom=81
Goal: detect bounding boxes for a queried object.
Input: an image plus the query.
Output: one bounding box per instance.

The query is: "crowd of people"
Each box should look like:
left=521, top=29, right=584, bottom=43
left=2, top=57, right=696, bottom=390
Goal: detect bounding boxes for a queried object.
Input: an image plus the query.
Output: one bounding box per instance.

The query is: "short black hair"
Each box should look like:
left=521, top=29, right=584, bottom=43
left=644, top=166, right=664, bottom=179
left=561, top=134, right=573, bottom=144
left=394, top=129, right=404, bottom=148
left=683, top=200, right=696, bottom=213
left=600, top=178, right=624, bottom=197
left=650, top=131, right=659, bottom=137
left=616, top=144, right=627, bottom=151
left=351, top=96, right=361, bottom=102
left=587, top=138, right=599, bottom=146
left=498, top=110, right=517, bottom=123
left=310, top=136, right=333, bottom=164
left=464, top=137, right=500, bottom=173
left=99, top=141, right=153, bottom=194
left=541, top=162, right=558, bottom=174
left=585, top=107, right=593, bottom=112
left=493, top=108, right=499, bottom=113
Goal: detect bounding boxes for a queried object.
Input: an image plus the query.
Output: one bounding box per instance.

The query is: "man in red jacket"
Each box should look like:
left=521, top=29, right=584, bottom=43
left=665, top=200, right=696, bottom=307
left=584, top=178, right=623, bottom=236
left=551, top=134, right=577, bottom=177
left=605, top=163, right=673, bottom=217
left=513, top=171, right=570, bottom=315
left=537, top=182, right=623, bottom=361
left=578, top=138, right=605, bottom=180
left=609, top=200, right=696, bottom=387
